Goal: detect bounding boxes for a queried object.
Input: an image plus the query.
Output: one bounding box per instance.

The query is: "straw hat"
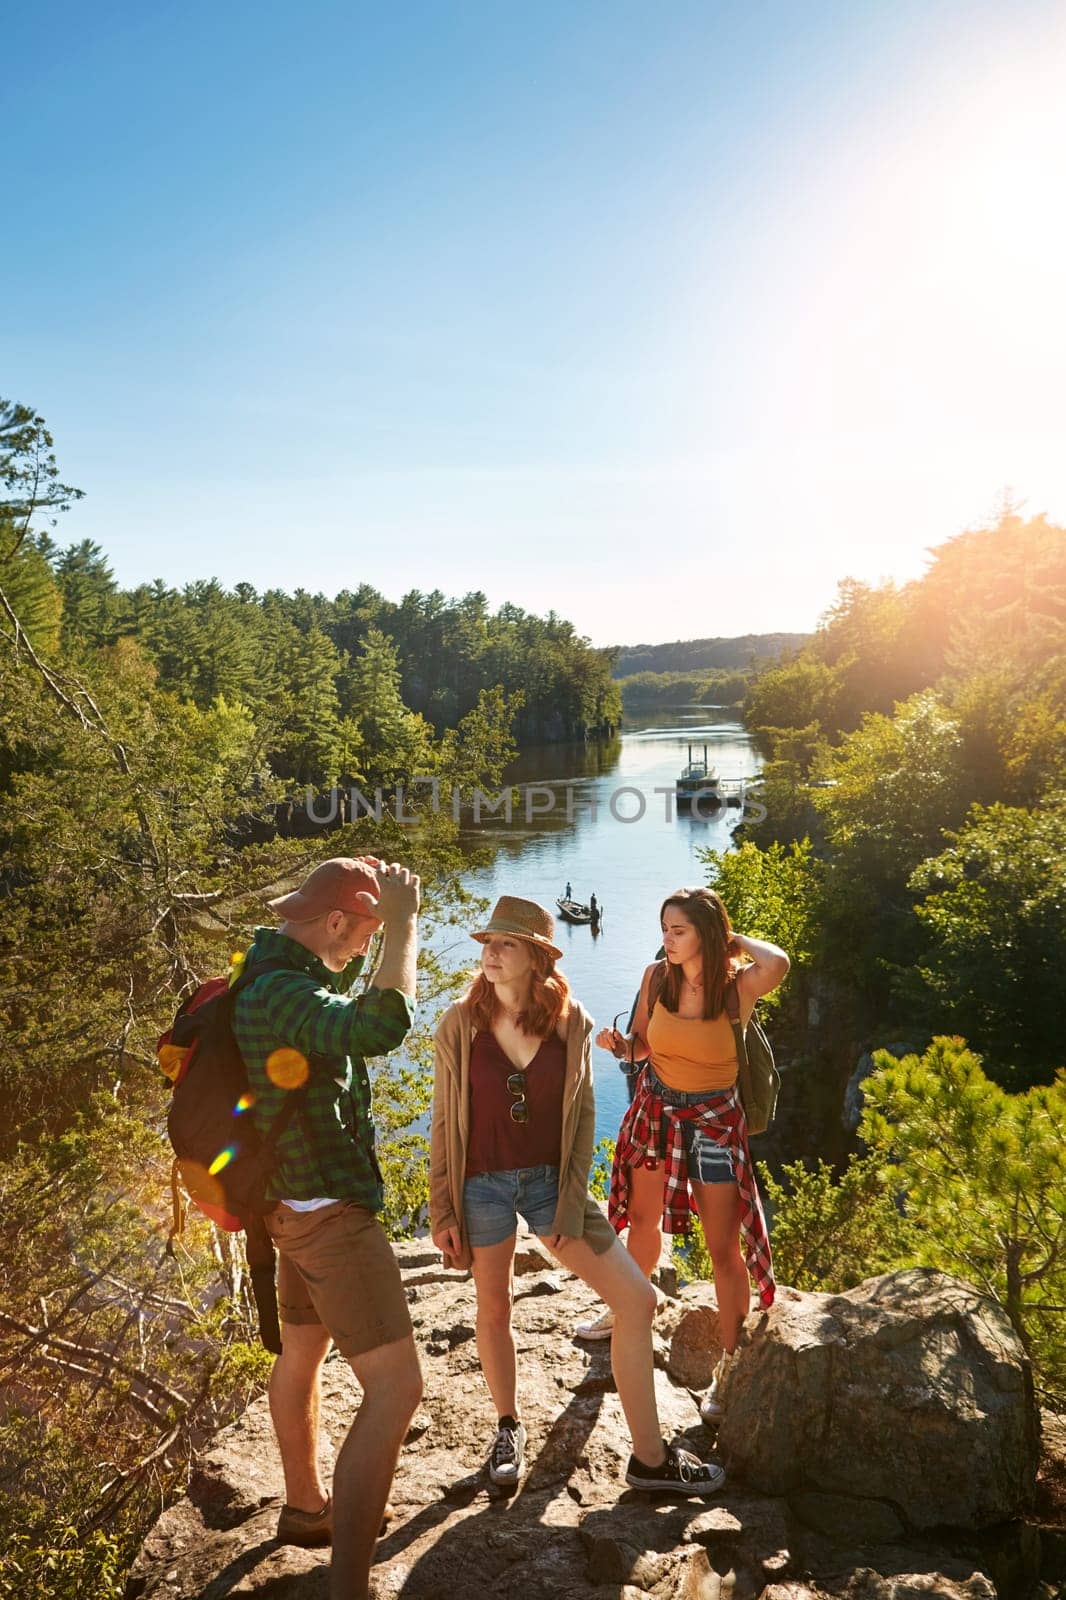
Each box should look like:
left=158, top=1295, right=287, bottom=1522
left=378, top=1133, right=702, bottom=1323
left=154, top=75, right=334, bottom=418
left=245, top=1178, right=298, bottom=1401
left=470, top=895, right=562, bottom=961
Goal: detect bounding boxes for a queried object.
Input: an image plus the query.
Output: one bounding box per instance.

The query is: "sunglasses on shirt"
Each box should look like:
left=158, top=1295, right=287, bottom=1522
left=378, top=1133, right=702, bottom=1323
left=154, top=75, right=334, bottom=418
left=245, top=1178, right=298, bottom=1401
left=506, top=1071, right=529, bottom=1124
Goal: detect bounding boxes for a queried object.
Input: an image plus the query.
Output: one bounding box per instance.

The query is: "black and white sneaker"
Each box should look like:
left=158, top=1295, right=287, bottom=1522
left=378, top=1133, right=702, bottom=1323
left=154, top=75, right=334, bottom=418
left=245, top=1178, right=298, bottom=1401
left=625, top=1441, right=726, bottom=1497
left=487, top=1419, right=527, bottom=1485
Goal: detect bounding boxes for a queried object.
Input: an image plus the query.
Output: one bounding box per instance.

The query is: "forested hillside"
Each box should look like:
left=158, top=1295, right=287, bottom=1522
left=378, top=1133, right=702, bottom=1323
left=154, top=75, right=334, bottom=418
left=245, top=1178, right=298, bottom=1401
left=18, top=532, right=620, bottom=779
left=692, top=509, right=1066, bottom=1406
left=612, top=631, right=808, bottom=677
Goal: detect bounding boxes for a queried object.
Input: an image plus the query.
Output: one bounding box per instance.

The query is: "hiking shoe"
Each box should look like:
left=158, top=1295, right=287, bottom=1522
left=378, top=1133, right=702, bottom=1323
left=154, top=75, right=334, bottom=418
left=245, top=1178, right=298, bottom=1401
left=276, top=1494, right=395, bottom=1545
left=277, top=1494, right=332, bottom=1546
left=625, top=1442, right=726, bottom=1497
left=487, top=1419, right=527, bottom=1485
left=575, top=1308, right=615, bottom=1341
left=699, top=1350, right=734, bottom=1425
left=576, top=1289, right=667, bottom=1341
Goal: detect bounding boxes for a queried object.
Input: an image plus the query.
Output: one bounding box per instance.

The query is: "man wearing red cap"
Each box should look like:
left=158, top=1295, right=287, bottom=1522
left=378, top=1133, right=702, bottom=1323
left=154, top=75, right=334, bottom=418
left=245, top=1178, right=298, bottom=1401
left=233, top=855, right=420, bottom=1600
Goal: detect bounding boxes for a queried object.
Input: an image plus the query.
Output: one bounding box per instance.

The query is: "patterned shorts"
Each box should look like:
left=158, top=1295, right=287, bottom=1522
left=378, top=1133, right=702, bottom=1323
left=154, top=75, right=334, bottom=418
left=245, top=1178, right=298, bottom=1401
left=645, top=1066, right=737, bottom=1185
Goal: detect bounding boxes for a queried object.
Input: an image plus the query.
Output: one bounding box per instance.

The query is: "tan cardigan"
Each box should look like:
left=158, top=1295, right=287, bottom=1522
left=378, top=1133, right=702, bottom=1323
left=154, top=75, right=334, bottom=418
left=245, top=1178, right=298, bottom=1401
left=429, top=997, right=617, bottom=1271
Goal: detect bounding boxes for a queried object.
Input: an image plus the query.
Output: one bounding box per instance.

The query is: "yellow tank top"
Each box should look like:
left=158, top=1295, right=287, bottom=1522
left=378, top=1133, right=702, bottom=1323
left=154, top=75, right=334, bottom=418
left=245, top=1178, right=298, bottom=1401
left=647, top=1002, right=738, bottom=1093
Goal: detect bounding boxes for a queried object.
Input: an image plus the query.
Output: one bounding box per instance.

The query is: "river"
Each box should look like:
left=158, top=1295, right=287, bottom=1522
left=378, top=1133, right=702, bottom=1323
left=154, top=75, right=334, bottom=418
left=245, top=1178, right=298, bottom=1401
left=441, top=709, right=762, bottom=1142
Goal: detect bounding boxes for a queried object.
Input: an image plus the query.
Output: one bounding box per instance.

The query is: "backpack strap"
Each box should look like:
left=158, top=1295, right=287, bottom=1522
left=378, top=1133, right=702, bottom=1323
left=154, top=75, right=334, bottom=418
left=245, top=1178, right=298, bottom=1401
left=646, top=959, right=668, bottom=1014
left=228, top=954, right=315, bottom=1141
left=724, top=976, right=756, bottom=1118
left=229, top=955, right=295, bottom=994
left=258, top=1082, right=309, bottom=1152
left=245, top=1214, right=284, bottom=1354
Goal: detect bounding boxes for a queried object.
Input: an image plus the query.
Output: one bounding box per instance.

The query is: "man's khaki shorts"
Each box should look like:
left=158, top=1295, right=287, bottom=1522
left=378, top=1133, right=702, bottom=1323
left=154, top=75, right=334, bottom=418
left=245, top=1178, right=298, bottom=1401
left=265, top=1200, right=413, bottom=1358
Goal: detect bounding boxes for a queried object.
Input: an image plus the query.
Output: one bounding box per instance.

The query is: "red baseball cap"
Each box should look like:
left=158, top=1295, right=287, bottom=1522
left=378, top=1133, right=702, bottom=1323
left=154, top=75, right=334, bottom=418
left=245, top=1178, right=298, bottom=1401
left=267, top=857, right=381, bottom=923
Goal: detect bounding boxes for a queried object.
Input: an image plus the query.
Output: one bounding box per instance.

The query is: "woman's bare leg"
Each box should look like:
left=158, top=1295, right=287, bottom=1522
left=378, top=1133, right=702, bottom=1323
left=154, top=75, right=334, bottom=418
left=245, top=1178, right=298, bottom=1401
left=625, top=1160, right=667, bottom=1279
left=544, top=1234, right=662, bottom=1465
left=470, top=1235, right=520, bottom=1418
left=690, top=1179, right=748, bottom=1352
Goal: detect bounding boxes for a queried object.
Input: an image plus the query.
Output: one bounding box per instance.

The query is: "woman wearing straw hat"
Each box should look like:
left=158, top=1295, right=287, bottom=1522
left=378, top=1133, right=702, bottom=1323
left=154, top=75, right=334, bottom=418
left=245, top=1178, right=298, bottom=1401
left=430, top=895, right=725, bottom=1497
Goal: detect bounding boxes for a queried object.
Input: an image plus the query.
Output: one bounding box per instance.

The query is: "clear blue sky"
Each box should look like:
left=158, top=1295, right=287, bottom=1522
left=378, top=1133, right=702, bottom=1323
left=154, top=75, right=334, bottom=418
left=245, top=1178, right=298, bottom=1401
left=5, top=0, right=1065, bottom=645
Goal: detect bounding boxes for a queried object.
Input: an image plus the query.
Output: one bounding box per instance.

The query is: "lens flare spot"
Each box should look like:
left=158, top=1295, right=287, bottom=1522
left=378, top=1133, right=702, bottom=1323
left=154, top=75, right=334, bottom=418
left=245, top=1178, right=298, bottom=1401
left=234, top=1092, right=256, bottom=1113
left=208, top=1146, right=236, bottom=1176
left=177, top=1159, right=225, bottom=1209
left=266, top=1047, right=309, bottom=1090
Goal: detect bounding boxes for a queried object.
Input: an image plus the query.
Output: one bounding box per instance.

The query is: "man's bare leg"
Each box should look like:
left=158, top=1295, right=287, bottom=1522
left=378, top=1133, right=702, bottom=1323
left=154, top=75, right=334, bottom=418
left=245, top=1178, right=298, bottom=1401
left=268, top=1321, right=332, bottom=1512
left=331, top=1332, right=423, bottom=1600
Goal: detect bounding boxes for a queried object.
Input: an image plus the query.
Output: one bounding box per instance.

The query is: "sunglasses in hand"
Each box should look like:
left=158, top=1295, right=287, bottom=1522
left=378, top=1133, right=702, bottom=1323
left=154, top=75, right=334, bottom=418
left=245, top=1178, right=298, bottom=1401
left=611, top=1010, right=636, bottom=1065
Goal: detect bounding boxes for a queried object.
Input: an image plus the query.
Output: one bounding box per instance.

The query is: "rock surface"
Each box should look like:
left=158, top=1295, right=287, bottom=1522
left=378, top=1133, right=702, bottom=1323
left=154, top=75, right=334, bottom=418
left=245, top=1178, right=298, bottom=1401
left=715, top=1269, right=1041, bottom=1532
left=841, top=1045, right=917, bottom=1133
left=126, top=1243, right=1060, bottom=1600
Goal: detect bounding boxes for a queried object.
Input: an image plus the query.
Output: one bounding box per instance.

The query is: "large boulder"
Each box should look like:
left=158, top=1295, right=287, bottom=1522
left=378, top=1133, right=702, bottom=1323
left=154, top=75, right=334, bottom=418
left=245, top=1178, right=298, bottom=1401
left=716, top=1269, right=1040, bottom=1531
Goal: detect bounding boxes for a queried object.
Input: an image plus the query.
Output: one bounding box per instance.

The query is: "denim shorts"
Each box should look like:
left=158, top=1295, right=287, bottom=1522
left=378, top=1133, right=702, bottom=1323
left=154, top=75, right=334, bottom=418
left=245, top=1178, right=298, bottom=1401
left=645, top=1066, right=737, bottom=1186
left=462, top=1165, right=560, bottom=1248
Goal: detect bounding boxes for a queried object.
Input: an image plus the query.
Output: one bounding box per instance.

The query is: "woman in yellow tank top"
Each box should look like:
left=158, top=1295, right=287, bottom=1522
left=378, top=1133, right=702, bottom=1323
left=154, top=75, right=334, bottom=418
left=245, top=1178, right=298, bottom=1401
left=585, top=887, right=789, bottom=1425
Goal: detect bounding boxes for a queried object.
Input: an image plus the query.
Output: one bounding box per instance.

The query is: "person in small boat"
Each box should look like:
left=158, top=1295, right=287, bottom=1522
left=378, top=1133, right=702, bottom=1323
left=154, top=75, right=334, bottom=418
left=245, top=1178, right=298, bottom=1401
left=581, top=887, right=787, bottom=1426
left=430, top=895, right=725, bottom=1496
left=589, top=892, right=599, bottom=921
left=565, top=880, right=572, bottom=901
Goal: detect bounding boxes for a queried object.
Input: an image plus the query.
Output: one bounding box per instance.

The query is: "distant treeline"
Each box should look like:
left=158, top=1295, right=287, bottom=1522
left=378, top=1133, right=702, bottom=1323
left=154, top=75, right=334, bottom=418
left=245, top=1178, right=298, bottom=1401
left=11, top=537, right=621, bottom=781
left=617, top=668, right=750, bottom=710
left=612, top=631, right=809, bottom=678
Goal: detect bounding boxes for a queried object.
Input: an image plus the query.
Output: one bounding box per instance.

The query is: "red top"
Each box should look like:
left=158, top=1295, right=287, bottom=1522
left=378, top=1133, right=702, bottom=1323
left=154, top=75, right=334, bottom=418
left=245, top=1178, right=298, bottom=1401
left=465, top=1028, right=567, bottom=1176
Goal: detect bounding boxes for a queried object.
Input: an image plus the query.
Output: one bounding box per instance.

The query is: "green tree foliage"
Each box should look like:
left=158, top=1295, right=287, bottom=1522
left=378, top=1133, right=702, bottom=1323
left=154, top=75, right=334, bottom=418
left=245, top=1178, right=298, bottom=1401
left=436, top=684, right=524, bottom=800
left=909, top=799, right=1066, bottom=1086
left=814, top=578, right=932, bottom=731
left=860, top=1038, right=1066, bottom=1398
left=741, top=517, right=1065, bottom=1061
left=271, top=621, right=345, bottom=784
left=54, top=540, right=117, bottom=652
left=0, top=534, right=63, bottom=655
left=745, top=657, right=839, bottom=753
left=617, top=668, right=750, bottom=710
left=0, top=399, right=83, bottom=548
left=342, top=626, right=435, bottom=789
left=814, top=691, right=970, bottom=888
left=809, top=691, right=971, bottom=999
left=916, top=512, right=1066, bottom=689
left=746, top=512, right=1066, bottom=764
left=718, top=1041, right=1066, bottom=1401
left=699, top=837, right=822, bottom=1006
left=613, top=632, right=809, bottom=677
left=760, top=1155, right=914, bottom=1292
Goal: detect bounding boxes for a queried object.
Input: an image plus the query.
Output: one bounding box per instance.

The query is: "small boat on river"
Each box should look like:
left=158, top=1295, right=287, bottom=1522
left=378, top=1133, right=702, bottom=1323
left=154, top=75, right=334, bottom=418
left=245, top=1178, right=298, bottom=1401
left=675, top=743, right=722, bottom=808
left=556, top=896, right=593, bottom=925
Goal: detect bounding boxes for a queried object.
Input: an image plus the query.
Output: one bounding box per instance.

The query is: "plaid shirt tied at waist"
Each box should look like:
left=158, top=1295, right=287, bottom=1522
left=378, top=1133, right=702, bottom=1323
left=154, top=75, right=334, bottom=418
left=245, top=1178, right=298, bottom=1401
left=608, top=1068, right=775, bottom=1309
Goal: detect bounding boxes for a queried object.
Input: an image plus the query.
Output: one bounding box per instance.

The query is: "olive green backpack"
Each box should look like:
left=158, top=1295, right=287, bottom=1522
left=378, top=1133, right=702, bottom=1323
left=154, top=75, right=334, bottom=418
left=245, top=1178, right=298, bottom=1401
left=647, top=960, right=780, bottom=1135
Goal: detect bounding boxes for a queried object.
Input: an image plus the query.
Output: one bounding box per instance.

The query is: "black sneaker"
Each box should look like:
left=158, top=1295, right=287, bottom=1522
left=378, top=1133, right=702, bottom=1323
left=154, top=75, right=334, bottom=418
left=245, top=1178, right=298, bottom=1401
left=625, top=1441, right=726, bottom=1496
left=487, top=1419, right=527, bottom=1485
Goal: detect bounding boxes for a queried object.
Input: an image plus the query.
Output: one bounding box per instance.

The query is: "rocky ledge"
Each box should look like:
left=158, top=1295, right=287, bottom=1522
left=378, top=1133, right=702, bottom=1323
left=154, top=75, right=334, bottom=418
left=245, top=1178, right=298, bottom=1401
left=127, top=1242, right=1065, bottom=1599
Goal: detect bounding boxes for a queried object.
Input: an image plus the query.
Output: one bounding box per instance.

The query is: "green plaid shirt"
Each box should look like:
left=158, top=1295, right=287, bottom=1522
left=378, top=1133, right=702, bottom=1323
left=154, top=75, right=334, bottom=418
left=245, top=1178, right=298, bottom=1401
left=233, top=926, right=414, bottom=1208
